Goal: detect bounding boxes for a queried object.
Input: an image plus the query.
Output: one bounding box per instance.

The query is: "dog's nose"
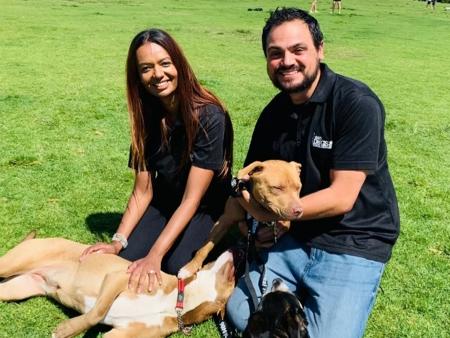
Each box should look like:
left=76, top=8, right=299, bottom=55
left=272, top=278, right=284, bottom=289
left=271, top=278, right=290, bottom=292
left=292, top=206, right=303, bottom=217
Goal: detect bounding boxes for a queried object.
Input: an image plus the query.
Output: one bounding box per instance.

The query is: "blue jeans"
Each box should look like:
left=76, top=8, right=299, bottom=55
left=226, top=234, right=385, bottom=338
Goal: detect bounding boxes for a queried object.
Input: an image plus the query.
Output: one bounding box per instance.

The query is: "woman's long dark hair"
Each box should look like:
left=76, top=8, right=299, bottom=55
left=126, top=28, right=233, bottom=176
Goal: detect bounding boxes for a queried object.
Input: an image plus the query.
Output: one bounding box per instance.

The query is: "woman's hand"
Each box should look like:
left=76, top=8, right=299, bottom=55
left=127, top=252, right=163, bottom=293
left=80, top=242, right=121, bottom=261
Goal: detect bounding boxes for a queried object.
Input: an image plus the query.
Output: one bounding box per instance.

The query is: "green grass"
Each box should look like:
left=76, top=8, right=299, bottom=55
left=1, top=0, right=449, bottom=337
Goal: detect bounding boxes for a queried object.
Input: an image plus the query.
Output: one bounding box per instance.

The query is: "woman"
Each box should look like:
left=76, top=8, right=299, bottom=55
left=81, top=29, right=233, bottom=293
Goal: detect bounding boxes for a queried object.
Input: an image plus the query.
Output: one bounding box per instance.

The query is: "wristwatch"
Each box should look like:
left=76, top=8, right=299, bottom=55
left=112, top=233, right=128, bottom=249
left=230, top=177, right=250, bottom=198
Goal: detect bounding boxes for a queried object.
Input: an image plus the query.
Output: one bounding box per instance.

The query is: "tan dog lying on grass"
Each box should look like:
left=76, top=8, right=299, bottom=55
left=0, top=233, right=235, bottom=338
left=178, top=160, right=303, bottom=280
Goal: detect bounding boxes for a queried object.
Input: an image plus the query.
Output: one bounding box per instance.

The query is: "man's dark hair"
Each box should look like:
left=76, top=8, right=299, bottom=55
left=261, top=7, right=324, bottom=56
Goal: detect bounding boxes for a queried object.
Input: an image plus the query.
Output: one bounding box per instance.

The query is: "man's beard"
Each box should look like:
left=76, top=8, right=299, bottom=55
left=272, top=62, right=320, bottom=94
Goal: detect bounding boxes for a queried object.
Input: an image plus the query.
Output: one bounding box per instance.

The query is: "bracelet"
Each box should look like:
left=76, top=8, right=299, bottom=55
left=112, top=233, right=128, bottom=249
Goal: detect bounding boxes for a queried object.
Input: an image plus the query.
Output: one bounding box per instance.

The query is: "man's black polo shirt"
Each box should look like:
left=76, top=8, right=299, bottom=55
left=245, top=64, right=400, bottom=263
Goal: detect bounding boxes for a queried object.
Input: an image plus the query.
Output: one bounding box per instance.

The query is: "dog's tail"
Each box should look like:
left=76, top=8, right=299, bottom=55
left=22, top=230, right=37, bottom=242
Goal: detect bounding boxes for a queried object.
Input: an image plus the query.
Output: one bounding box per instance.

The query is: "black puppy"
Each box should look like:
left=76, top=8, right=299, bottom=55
left=243, top=279, right=309, bottom=338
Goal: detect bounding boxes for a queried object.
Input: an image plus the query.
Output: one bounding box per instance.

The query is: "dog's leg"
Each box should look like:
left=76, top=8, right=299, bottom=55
left=103, top=328, right=127, bottom=338
left=52, top=271, right=128, bottom=338
left=104, top=317, right=177, bottom=338
left=182, top=301, right=225, bottom=325
left=178, top=198, right=245, bottom=279
left=0, top=274, right=46, bottom=301
left=0, top=238, right=84, bottom=278
left=104, top=327, right=168, bottom=338
left=103, top=328, right=133, bottom=338
left=0, top=239, right=41, bottom=278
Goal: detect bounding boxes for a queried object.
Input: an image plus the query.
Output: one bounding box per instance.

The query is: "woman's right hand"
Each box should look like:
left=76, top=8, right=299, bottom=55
left=79, top=242, right=121, bottom=261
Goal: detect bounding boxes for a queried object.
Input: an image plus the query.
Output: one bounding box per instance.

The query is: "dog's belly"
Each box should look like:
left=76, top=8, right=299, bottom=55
left=84, top=290, right=178, bottom=328
left=88, top=268, right=222, bottom=329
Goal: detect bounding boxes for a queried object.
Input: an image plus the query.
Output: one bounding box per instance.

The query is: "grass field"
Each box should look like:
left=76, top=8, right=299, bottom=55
left=1, top=0, right=449, bottom=337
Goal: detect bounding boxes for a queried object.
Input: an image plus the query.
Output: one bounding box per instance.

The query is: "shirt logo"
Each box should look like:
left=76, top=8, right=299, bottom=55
left=312, top=135, right=333, bottom=149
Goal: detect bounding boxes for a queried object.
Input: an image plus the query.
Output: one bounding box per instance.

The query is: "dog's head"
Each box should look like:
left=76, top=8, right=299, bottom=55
left=244, top=279, right=309, bottom=338
left=181, top=251, right=235, bottom=325
left=238, top=160, right=302, bottom=220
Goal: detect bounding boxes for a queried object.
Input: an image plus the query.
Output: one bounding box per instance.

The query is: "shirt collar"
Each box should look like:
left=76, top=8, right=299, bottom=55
left=308, top=63, right=336, bottom=104
left=277, top=63, right=336, bottom=110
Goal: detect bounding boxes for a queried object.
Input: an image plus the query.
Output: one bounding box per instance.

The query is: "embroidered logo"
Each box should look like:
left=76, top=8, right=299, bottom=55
left=312, top=135, right=333, bottom=149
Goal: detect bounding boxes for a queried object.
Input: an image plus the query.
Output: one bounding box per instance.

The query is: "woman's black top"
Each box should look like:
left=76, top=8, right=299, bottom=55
left=129, top=104, right=231, bottom=219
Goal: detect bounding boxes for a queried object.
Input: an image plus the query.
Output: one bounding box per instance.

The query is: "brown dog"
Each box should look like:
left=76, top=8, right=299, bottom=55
left=0, top=233, right=235, bottom=338
left=178, top=160, right=302, bottom=280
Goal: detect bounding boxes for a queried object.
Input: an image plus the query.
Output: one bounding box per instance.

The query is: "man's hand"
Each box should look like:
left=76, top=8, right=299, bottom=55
left=237, top=175, right=281, bottom=222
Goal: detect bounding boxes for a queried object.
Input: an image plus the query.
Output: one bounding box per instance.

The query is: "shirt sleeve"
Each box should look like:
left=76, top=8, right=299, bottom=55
left=332, top=94, right=383, bottom=171
left=244, top=95, right=286, bottom=166
left=245, top=112, right=272, bottom=165
left=191, top=105, right=226, bottom=171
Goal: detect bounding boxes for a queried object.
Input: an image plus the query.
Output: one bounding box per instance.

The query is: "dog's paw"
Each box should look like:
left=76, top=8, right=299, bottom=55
left=52, top=320, right=77, bottom=338
left=177, top=262, right=200, bottom=279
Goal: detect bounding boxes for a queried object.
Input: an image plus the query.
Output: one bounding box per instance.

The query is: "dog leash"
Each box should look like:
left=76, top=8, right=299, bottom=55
left=244, top=215, right=272, bottom=313
left=175, top=278, right=192, bottom=335
left=231, top=176, right=280, bottom=310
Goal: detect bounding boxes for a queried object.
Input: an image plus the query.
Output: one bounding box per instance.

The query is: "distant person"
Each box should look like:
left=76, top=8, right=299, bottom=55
left=81, top=28, right=233, bottom=294
left=309, top=0, right=318, bottom=13
left=426, top=0, right=436, bottom=10
left=226, top=7, right=400, bottom=338
left=332, top=0, right=342, bottom=14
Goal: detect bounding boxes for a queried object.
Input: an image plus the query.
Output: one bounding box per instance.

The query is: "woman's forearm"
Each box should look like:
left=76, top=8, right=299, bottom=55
left=116, top=171, right=153, bottom=238
left=148, top=166, right=213, bottom=259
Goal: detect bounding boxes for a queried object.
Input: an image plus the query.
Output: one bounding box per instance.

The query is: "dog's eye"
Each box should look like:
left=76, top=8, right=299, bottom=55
left=272, top=186, right=284, bottom=192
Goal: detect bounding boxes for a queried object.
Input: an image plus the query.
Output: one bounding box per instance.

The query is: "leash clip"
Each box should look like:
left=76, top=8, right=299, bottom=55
left=175, top=278, right=192, bottom=335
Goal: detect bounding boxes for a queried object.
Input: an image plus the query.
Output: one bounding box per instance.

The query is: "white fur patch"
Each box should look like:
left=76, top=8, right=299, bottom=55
left=84, top=289, right=177, bottom=328
left=177, top=267, right=192, bottom=280
left=182, top=251, right=233, bottom=309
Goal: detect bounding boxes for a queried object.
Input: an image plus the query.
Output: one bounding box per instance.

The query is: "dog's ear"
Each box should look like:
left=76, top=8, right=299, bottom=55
left=244, top=311, right=270, bottom=338
left=282, top=306, right=309, bottom=338
left=238, top=161, right=265, bottom=179
left=289, top=161, right=302, bottom=174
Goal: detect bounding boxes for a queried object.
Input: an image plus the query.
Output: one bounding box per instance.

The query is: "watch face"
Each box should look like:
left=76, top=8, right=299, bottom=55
left=231, top=177, right=240, bottom=189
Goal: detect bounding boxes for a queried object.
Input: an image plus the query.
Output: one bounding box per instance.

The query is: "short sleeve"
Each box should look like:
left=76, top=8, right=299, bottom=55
left=333, top=94, right=383, bottom=171
left=191, top=105, right=226, bottom=171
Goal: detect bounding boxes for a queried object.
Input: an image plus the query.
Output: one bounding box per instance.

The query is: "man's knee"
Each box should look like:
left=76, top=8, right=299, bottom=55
left=226, top=288, right=250, bottom=332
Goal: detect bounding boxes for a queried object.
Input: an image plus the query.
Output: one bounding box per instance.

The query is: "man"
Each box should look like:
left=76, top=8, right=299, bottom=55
left=226, top=7, right=400, bottom=338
